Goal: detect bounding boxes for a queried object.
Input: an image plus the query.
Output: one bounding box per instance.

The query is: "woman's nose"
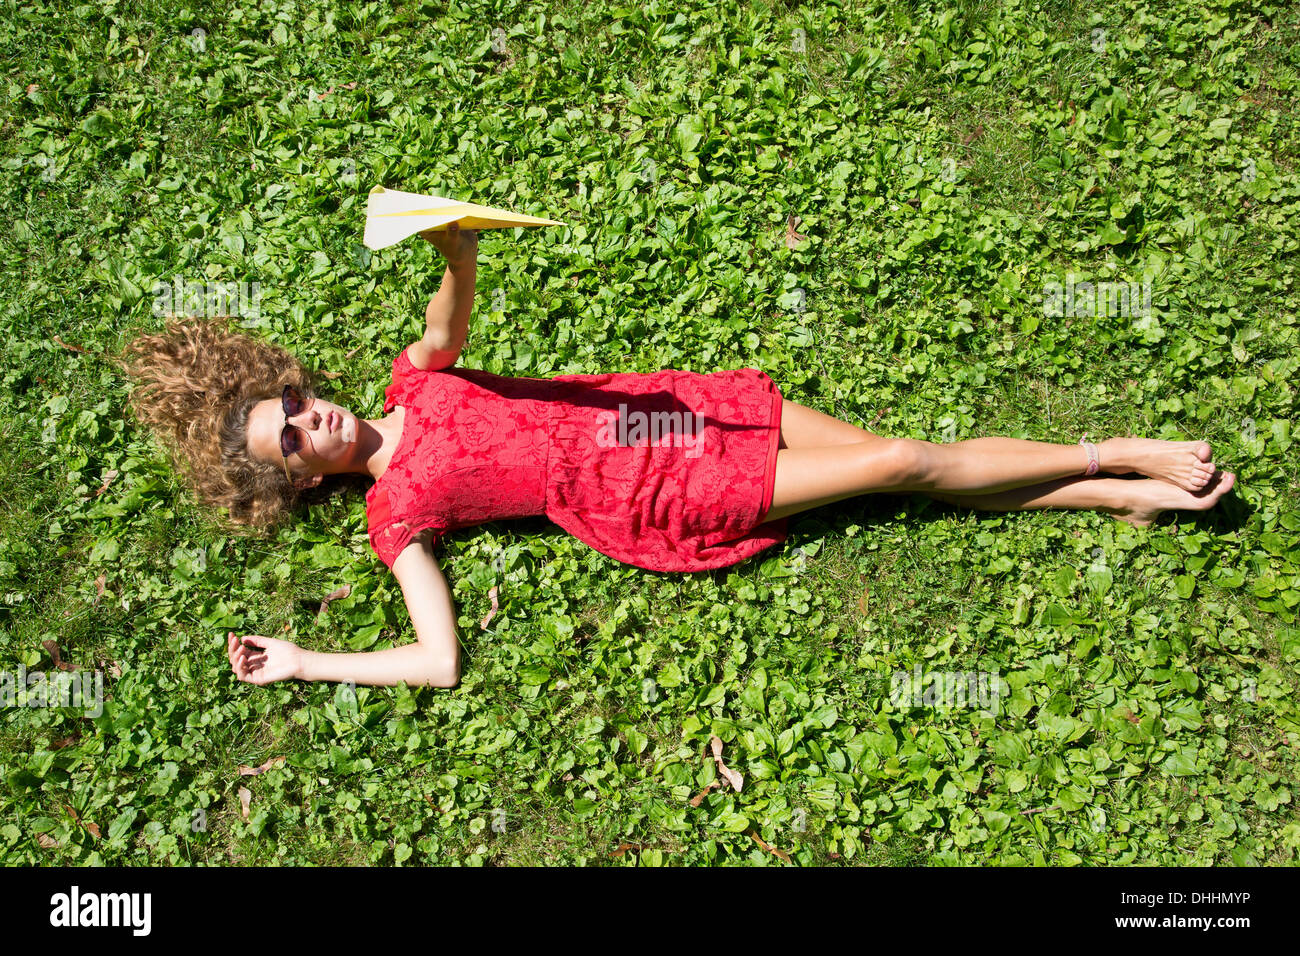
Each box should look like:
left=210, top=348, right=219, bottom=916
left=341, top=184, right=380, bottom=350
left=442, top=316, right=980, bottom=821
left=291, top=400, right=319, bottom=429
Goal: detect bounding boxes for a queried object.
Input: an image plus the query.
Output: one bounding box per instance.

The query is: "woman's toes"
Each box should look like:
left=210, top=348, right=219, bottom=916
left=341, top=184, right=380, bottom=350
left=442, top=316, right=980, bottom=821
left=1193, top=441, right=1212, bottom=462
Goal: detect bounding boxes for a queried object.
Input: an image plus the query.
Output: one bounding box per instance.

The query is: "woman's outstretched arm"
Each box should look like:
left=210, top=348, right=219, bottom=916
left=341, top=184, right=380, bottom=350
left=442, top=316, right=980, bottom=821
left=227, top=531, right=461, bottom=689
left=411, top=223, right=478, bottom=370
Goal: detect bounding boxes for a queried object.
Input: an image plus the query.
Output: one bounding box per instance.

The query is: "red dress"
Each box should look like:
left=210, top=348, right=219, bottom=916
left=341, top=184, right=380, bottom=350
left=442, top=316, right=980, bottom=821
left=365, top=347, right=788, bottom=573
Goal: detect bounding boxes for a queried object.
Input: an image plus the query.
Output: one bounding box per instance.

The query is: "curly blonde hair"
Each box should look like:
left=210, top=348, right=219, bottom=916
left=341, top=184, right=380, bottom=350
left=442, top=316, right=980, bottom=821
left=116, top=315, right=317, bottom=529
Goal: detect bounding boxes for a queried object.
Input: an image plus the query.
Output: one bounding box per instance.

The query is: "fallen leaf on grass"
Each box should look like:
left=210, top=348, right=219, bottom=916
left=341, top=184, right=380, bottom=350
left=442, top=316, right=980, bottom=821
left=238, top=755, right=286, bottom=777
left=610, top=842, right=647, bottom=858
left=317, top=584, right=351, bottom=617
left=63, top=805, right=100, bottom=840
left=93, top=573, right=106, bottom=608
left=480, top=585, right=499, bottom=630
left=784, top=214, right=807, bottom=249
left=37, top=833, right=58, bottom=849
left=53, top=336, right=87, bottom=353
left=709, top=735, right=743, bottom=792
left=94, top=470, right=119, bottom=496
left=690, top=780, right=720, bottom=807
left=238, top=787, right=252, bottom=819
left=42, top=640, right=77, bottom=672
left=748, top=829, right=791, bottom=863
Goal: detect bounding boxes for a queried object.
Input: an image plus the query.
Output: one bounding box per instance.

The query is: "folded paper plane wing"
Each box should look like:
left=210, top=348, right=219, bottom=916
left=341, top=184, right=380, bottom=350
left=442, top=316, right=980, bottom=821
left=363, top=186, right=565, bottom=250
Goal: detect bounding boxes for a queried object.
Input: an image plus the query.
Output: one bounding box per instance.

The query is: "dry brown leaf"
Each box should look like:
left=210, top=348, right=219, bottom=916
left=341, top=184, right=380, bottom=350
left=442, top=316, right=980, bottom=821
left=748, top=829, right=792, bottom=863
left=609, top=842, right=646, bottom=858
left=319, top=369, right=343, bottom=379
left=238, top=755, right=286, bottom=777
left=107, top=661, right=122, bottom=678
left=27, top=83, right=38, bottom=93
left=858, top=586, right=870, bottom=616
left=93, top=573, right=107, bottom=608
left=961, top=124, right=985, bottom=145
left=480, top=585, right=500, bottom=630
left=37, top=833, right=58, bottom=849
left=94, top=470, right=119, bottom=496
left=42, top=639, right=76, bottom=672
left=84, top=821, right=101, bottom=840
left=238, top=786, right=252, bottom=819
left=53, top=336, right=87, bottom=353
left=317, top=584, right=351, bottom=617
left=689, top=780, right=720, bottom=807
left=784, top=214, right=807, bottom=249
left=709, top=735, right=744, bottom=792
left=51, top=734, right=81, bottom=750
left=344, top=345, right=363, bottom=359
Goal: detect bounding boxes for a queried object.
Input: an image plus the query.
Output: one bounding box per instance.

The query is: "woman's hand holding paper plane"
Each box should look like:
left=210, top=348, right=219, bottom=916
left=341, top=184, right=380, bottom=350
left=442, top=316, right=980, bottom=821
left=363, top=185, right=564, bottom=251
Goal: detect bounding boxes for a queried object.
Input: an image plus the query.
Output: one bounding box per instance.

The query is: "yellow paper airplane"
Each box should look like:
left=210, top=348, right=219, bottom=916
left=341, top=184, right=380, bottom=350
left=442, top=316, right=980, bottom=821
left=363, top=186, right=565, bottom=250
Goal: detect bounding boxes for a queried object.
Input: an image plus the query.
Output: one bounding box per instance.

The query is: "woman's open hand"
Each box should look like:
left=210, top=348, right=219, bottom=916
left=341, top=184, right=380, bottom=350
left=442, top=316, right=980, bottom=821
left=227, top=631, right=302, bottom=685
left=418, top=221, right=478, bottom=268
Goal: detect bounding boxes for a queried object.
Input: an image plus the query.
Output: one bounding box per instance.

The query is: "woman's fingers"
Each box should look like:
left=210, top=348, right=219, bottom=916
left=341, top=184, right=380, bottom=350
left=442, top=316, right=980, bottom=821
left=228, top=632, right=271, bottom=682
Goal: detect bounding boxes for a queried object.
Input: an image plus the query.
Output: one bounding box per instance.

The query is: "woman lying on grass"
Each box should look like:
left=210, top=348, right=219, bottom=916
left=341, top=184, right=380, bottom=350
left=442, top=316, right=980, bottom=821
left=120, top=224, right=1236, bottom=692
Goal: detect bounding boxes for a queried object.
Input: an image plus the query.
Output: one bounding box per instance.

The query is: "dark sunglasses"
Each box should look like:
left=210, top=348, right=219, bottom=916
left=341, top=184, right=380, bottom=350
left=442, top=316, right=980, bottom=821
left=279, top=384, right=313, bottom=481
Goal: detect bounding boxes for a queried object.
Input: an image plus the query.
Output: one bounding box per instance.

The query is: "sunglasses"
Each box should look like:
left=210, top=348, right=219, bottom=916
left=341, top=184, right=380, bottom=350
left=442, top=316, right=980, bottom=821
left=279, top=384, right=314, bottom=482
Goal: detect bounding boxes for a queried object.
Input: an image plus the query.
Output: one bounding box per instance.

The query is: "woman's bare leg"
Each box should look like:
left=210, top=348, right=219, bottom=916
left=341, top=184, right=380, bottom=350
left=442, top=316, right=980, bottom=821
left=766, top=398, right=1230, bottom=523
left=761, top=436, right=1228, bottom=522
left=920, top=473, right=1237, bottom=527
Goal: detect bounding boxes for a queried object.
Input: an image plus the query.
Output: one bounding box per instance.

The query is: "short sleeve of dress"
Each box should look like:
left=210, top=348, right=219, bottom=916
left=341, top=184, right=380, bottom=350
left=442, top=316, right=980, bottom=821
left=366, top=477, right=447, bottom=569
left=382, top=346, right=431, bottom=414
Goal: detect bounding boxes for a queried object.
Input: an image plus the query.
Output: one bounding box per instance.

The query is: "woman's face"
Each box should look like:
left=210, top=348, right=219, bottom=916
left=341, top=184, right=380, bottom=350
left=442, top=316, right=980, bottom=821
left=246, top=391, right=361, bottom=485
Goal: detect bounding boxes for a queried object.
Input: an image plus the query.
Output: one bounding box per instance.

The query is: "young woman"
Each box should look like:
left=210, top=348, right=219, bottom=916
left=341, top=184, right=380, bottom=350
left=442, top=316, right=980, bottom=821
left=120, top=224, right=1236, bottom=692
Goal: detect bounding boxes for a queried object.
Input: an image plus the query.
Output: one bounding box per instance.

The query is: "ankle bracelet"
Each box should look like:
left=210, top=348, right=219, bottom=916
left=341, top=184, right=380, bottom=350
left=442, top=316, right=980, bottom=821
left=1080, top=439, right=1100, bottom=476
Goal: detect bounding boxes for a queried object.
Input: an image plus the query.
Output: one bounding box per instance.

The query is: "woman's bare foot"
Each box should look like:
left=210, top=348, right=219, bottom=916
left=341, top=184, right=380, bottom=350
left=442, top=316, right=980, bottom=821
left=1099, top=437, right=1217, bottom=492
left=1107, top=471, right=1237, bottom=527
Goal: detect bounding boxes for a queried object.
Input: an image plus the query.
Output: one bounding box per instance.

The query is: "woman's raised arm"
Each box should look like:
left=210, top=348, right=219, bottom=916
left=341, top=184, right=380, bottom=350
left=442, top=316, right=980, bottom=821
left=227, top=530, right=461, bottom=689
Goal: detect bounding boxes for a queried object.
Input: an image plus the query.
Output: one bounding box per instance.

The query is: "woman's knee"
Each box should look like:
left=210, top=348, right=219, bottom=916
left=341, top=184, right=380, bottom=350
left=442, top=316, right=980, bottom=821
left=858, top=438, right=935, bottom=491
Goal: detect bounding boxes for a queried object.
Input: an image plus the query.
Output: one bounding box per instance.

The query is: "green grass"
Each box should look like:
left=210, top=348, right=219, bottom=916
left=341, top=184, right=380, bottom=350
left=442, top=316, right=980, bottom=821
left=1, top=0, right=1298, bottom=865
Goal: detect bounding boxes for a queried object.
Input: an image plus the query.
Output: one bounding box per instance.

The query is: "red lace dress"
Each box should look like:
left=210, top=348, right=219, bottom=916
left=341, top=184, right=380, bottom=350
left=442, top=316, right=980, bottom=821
left=365, top=347, right=788, bottom=573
